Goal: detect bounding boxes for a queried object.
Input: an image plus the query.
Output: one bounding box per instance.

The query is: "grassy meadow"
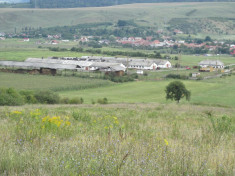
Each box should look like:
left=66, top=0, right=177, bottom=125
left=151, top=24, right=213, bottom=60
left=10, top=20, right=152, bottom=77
left=1, top=71, right=234, bottom=107
left=0, top=103, right=234, bottom=175
left=59, top=75, right=235, bottom=107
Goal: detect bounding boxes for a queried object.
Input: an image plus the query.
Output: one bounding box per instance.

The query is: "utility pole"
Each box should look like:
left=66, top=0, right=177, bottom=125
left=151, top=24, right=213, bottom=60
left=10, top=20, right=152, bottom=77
left=177, top=50, right=181, bottom=72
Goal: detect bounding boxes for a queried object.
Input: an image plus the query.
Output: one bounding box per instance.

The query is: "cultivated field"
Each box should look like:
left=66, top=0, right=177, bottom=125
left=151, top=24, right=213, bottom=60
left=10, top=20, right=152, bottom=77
left=0, top=104, right=234, bottom=175
left=0, top=72, right=112, bottom=91
left=0, top=2, right=235, bottom=39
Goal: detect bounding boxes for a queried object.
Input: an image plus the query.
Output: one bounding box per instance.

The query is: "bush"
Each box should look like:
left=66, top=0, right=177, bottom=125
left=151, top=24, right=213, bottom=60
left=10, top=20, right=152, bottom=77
left=166, top=74, right=188, bottom=80
left=34, top=90, right=60, bottom=104
left=97, top=98, right=108, bottom=104
left=0, top=88, right=25, bottom=106
left=69, top=97, right=84, bottom=104
left=60, top=97, right=70, bottom=104
left=19, top=90, right=38, bottom=104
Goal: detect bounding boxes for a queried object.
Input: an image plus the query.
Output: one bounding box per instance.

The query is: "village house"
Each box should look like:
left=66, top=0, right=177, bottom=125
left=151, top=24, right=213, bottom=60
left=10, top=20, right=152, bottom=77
left=23, top=38, right=30, bottom=42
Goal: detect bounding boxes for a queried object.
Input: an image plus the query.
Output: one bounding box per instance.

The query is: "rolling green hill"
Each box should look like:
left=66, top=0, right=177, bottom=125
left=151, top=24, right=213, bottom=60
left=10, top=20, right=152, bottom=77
left=0, top=2, right=235, bottom=37
left=28, top=0, right=235, bottom=8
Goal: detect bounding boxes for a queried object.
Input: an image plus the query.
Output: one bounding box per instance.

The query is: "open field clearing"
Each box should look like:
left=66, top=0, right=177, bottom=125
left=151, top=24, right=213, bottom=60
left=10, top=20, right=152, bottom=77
left=0, top=2, right=235, bottom=39
left=0, top=48, right=89, bottom=61
left=60, top=76, right=235, bottom=107
left=0, top=104, right=234, bottom=175
left=0, top=72, right=112, bottom=91
left=1, top=71, right=235, bottom=107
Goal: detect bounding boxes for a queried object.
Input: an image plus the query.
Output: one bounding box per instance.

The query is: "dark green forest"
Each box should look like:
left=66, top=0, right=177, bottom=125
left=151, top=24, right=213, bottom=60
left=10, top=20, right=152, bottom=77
left=29, top=0, right=234, bottom=8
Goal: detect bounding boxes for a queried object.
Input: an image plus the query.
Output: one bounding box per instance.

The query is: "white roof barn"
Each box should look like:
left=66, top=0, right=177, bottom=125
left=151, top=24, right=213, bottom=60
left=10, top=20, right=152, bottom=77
left=128, top=60, right=157, bottom=70
left=199, top=60, right=224, bottom=68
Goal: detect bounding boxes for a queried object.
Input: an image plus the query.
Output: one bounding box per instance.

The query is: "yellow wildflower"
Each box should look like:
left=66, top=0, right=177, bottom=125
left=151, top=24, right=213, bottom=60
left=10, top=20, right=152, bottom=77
left=164, top=139, right=169, bottom=146
left=12, top=110, right=22, bottom=115
left=65, top=121, right=71, bottom=126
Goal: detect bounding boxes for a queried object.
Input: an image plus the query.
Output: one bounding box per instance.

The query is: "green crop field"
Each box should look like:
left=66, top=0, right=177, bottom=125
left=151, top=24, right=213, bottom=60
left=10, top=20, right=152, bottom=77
left=0, top=103, right=234, bottom=175
left=0, top=2, right=235, bottom=39
left=0, top=72, right=112, bottom=91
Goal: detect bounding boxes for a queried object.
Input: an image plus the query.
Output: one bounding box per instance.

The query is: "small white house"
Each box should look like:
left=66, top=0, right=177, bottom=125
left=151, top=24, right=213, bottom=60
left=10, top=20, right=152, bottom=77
left=136, top=70, right=144, bottom=75
left=155, top=60, right=172, bottom=68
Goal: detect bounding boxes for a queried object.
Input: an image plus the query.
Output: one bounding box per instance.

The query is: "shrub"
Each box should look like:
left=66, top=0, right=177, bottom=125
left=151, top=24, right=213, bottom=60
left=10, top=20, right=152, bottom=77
left=19, top=90, right=38, bottom=104
left=166, top=74, right=188, bottom=80
left=60, top=97, right=70, bottom=104
left=91, top=99, right=96, bottom=104
left=97, top=97, right=108, bottom=104
left=69, top=97, right=84, bottom=104
left=0, top=88, right=25, bottom=106
left=72, top=110, right=91, bottom=122
left=34, top=90, right=60, bottom=104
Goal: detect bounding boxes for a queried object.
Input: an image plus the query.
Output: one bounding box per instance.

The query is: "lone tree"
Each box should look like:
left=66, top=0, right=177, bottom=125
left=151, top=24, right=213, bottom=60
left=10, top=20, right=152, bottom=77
left=165, top=81, right=191, bottom=103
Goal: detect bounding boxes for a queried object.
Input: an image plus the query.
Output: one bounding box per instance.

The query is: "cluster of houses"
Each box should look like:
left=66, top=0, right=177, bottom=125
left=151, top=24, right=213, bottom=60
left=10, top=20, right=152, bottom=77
left=0, top=56, right=172, bottom=76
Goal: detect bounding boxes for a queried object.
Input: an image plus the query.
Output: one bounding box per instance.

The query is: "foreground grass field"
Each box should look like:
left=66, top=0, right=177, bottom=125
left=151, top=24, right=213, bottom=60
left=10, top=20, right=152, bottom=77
left=0, top=104, right=234, bottom=175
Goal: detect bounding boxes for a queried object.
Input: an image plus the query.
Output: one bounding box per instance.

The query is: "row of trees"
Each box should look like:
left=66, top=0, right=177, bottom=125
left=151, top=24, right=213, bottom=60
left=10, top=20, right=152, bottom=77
left=21, top=21, right=158, bottom=39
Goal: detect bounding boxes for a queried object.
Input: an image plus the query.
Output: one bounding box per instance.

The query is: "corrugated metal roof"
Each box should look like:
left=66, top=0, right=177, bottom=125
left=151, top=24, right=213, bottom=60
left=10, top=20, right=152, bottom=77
left=0, top=61, right=77, bottom=70
left=199, top=60, right=224, bottom=66
left=26, top=58, right=93, bottom=67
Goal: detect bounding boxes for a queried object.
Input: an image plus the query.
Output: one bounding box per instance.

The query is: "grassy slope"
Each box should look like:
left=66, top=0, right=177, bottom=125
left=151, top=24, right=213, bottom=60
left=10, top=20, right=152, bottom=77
left=60, top=76, right=235, bottom=107
left=0, top=2, right=235, bottom=35
left=0, top=104, right=234, bottom=175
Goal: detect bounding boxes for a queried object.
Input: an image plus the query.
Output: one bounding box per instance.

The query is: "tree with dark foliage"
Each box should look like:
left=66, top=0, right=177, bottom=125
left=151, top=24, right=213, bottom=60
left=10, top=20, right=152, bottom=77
left=165, top=81, right=190, bottom=103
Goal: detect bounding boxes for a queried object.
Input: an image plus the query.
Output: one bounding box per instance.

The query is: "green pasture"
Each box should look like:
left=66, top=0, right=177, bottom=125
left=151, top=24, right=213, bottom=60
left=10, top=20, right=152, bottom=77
left=0, top=72, right=112, bottom=91
left=60, top=76, right=235, bottom=107
left=0, top=48, right=87, bottom=61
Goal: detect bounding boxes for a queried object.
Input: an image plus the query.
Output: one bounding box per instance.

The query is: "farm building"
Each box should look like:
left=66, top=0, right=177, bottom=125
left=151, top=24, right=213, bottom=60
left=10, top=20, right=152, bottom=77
left=0, top=61, right=77, bottom=75
left=199, top=60, right=224, bottom=68
left=81, top=56, right=172, bottom=70
left=199, top=60, right=224, bottom=72
left=128, top=60, right=157, bottom=70
left=25, top=58, right=126, bottom=73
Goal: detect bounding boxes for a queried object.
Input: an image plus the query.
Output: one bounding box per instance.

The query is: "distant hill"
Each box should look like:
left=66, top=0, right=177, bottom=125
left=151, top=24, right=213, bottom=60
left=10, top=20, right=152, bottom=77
left=0, top=2, right=235, bottom=40
left=29, top=0, right=235, bottom=8
left=0, top=0, right=29, bottom=3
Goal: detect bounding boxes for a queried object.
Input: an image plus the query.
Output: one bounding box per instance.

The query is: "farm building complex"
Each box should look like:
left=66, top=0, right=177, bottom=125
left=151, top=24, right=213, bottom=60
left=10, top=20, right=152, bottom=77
left=0, top=56, right=172, bottom=76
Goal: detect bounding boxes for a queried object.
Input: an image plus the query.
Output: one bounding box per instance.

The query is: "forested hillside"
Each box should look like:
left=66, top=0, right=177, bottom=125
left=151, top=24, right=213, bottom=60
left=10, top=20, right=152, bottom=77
left=30, top=0, right=234, bottom=8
